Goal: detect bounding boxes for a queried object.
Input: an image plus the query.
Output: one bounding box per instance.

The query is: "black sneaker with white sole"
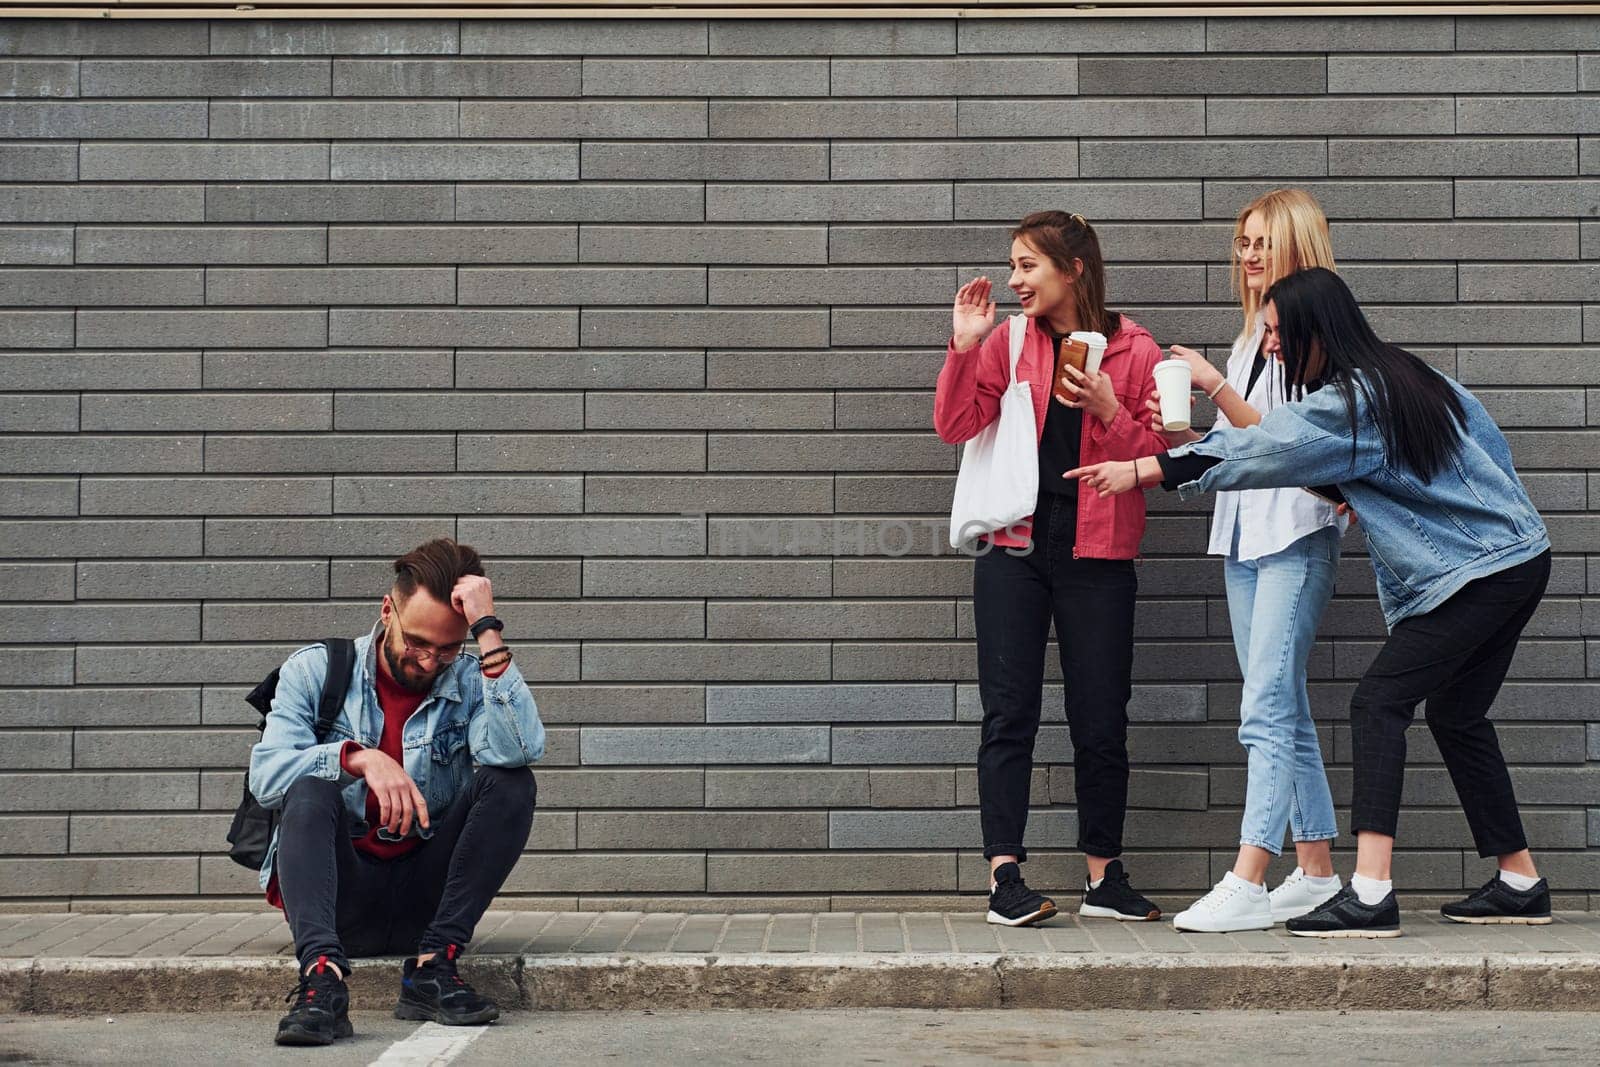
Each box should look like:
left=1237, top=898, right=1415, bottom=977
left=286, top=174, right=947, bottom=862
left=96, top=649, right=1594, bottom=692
left=1285, top=885, right=1402, bottom=938
left=1079, top=860, right=1161, bottom=922
left=986, top=862, right=1058, bottom=927
left=1441, top=876, right=1552, bottom=925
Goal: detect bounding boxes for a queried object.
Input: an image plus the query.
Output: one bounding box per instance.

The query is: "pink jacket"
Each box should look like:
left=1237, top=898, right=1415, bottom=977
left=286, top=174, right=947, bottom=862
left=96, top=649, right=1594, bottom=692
left=934, top=313, right=1168, bottom=557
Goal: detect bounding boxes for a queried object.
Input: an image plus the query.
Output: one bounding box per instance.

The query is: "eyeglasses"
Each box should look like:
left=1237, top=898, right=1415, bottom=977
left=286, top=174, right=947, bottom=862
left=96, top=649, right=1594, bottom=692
left=1233, top=236, right=1273, bottom=260
left=390, top=609, right=464, bottom=666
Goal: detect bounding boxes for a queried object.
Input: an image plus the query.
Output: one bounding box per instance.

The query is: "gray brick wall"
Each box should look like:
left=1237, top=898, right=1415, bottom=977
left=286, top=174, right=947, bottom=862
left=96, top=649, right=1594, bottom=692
left=0, top=14, right=1597, bottom=909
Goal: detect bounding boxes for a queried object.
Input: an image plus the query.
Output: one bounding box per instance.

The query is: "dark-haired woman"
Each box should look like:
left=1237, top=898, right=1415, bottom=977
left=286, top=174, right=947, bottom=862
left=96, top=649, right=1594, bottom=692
left=935, top=211, right=1170, bottom=926
left=1069, top=267, right=1553, bottom=937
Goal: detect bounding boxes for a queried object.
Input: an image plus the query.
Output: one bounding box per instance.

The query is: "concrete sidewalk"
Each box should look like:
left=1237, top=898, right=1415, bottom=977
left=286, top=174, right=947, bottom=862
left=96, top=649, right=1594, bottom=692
left=3, top=910, right=1599, bottom=1014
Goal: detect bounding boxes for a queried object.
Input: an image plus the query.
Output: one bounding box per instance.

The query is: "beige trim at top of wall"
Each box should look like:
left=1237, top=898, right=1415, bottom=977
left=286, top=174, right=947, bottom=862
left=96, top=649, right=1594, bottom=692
left=3, top=2, right=1599, bottom=19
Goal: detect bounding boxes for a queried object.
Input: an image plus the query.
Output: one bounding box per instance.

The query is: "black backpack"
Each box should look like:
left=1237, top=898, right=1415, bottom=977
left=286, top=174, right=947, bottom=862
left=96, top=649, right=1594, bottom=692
left=225, top=638, right=357, bottom=870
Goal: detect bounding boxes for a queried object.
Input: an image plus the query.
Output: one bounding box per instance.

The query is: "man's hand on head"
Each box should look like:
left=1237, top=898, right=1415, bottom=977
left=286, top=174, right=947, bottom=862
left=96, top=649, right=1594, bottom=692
left=450, top=574, right=495, bottom=626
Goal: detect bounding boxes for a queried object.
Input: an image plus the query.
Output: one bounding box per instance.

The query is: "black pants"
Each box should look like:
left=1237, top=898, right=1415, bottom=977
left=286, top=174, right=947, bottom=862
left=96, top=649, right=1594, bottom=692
left=974, top=493, right=1137, bottom=862
left=1350, top=550, right=1551, bottom=858
left=275, top=765, right=536, bottom=973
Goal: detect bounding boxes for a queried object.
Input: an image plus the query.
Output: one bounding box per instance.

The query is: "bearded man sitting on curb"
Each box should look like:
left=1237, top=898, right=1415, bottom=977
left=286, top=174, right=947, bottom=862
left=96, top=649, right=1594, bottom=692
left=248, top=537, right=544, bottom=1046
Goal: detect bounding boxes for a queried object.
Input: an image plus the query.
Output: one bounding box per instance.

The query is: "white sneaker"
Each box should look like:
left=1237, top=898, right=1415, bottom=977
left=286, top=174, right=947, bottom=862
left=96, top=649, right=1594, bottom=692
left=1172, top=873, right=1272, bottom=933
left=1270, top=867, right=1343, bottom=922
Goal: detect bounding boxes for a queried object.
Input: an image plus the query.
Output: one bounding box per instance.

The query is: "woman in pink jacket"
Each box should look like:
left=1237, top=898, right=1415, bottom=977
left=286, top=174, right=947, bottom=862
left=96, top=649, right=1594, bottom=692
left=935, top=211, right=1169, bottom=927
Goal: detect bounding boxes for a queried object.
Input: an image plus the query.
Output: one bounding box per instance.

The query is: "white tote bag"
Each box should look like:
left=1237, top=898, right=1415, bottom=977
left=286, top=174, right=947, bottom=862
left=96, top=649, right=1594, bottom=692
left=948, top=314, right=1038, bottom=548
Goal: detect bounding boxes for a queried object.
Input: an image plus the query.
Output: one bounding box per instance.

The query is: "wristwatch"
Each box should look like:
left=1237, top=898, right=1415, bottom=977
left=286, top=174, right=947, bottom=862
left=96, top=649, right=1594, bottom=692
left=469, top=615, right=505, bottom=640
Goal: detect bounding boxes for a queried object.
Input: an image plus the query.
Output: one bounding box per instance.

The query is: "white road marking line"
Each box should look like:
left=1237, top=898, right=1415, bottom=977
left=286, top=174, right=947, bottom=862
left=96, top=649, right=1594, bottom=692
left=369, top=1022, right=490, bottom=1067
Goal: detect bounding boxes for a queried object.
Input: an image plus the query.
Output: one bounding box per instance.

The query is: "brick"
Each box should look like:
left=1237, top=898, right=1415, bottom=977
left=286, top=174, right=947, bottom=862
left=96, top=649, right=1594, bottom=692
left=1461, top=264, right=1600, bottom=303
left=580, top=225, right=826, bottom=265
left=0, top=101, right=205, bottom=139
left=706, top=599, right=951, bottom=640
left=0, top=732, right=69, bottom=770
left=535, top=769, right=702, bottom=808
left=0, top=396, right=74, bottom=432
left=0, top=59, right=76, bottom=98
left=0, top=310, right=67, bottom=347
left=584, top=58, right=826, bottom=96
left=871, top=770, right=955, bottom=809
left=0, top=688, right=198, bottom=727
left=1365, top=305, right=1580, bottom=346
left=583, top=560, right=830, bottom=598
left=1333, top=54, right=1576, bottom=94
left=334, top=475, right=581, bottom=515
left=835, top=391, right=933, bottom=431
left=0, top=772, right=196, bottom=812
left=0, top=817, right=65, bottom=855
left=579, top=812, right=827, bottom=850
left=0, top=858, right=195, bottom=896
left=0, top=563, right=73, bottom=600
left=461, top=101, right=707, bottom=139
left=709, top=182, right=950, bottom=224
left=330, top=309, right=577, bottom=348
left=505, top=853, right=704, bottom=894
left=1207, top=16, right=1455, bottom=52
left=1506, top=430, right=1600, bottom=469
left=0, top=267, right=200, bottom=306
left=584, top=475, right=831, bottom=515
left=465, top=433, right=705, bottom=473
left=531, top=685, right=704, bottom=725
left=960, top=99, right=1202, bottom=138
left=961, top=18, right=1203, bottom=54
left=834, top=57, right=1077, bottom=96
left=830, top=810, right=1077, bottom=850
left=77, top=226, right=324, bottom=265
left=1457, top=180, right=1600, bottom=217
left=0, top=649, right=72, bottom=687
left=80, top=59, right=330, bottom=97
left=1586, top=137, right=1599, bottom=176
left=710, top=517, right=944, bottom=558
left=706, top=684, right=953, bottom=723
left=0, top=185, right=201, bottom=223
left=0, top=519, right=199, bottom=559
left=1455, top=16, right=1600, bottom=51
left=342, top=143, right=580, bottom=184
left=0, top=603, right=198, bottom=644
left=712, top=100, right=956, bottom=139
left=708, top=350, right=944, bottom=390
left=582, top=142, right=826, bottom=182
left=1204, top=180, right=1452, bottom=220
left=1458, top=96, right=1600, bottom=135
left=833, top=558, right=972, bottom=597
left=206, top=350, right=449, bottom=390
left=582, top=726, right=828, bottom=765
left=77, top=311, right=325, bottom=349
left=1079, top=139, right=1324, bottom=179
left=709, top=433, right=952, bottom=473
left=206, top=433, right=455, bottom=474
left=463, top=349, right=700, bottom=392
left=588, top=393, right=830, bottom=432
left=203, top=517, right=452, bottom=557
left=459, top=267, right=703, bottom=306
left=69, top=814, right=230, bottom=854
left=1209, top=96, right=1453, bottom=136
left=335, top=392, right=581, bottom=432
left=0, top=224, right=72, bottom=261
left=456, top=184, right=703, bottom=224
left=211, top=20, right=459, bottom=55
left=0, top=19, right=208, bottom=55
left=582, top=641, right=829, bottom=683
left=205, top=183, right=452, bottom=223
left=705, top=769, right=868, bottom=808
left=79, top=143, right=327, bottom=183
left=331, top=558, right=578, bottom=599
left=831, top=140, right=1078, bottom=181
left=458, top=517, right=703, bottom=557
left=1087, top=55, right=1323, bottom=95
left=1330, top=221, right=1576, bottom=260
left=712, top=20, right=953, bottom=56
left=0, top=436, right=199, bottom=475
left=583, top=310, right=826, bottom=350
left=834, top=724, right=1071, bottom=765
left=1328, top=137, right=1579, bottom=177
left=80, top=393, right=329, bottom=433
left=708, top=852, right=955, bottom=893
left=330, top=225, right=573, bottom=265
left=333, top=58, right=578, bottom=96
left=956, top=181, right=1201, bottom=222
left=462, top=19, right=707, bottom=56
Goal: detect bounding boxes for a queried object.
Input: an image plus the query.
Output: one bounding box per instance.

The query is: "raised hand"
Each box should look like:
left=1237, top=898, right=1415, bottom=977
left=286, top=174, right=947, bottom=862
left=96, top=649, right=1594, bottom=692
left=1167, top=344, right=1223, bottom=395
left=952, top=277, right=997, bottom=352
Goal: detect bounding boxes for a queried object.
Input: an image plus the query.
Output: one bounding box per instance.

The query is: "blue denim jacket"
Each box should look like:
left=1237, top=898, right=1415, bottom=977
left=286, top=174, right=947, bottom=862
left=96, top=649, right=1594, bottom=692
left=1169, top=374, right=1549, bottom=630
left=247, top=623, right=546, bottom=890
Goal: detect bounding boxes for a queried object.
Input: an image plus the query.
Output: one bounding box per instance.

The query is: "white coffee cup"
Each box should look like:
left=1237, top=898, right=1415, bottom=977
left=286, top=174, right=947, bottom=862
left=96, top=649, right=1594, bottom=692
left=1152, top=359, right=1192, bottom=431
left=1070, top=331, right=1108, bottom=376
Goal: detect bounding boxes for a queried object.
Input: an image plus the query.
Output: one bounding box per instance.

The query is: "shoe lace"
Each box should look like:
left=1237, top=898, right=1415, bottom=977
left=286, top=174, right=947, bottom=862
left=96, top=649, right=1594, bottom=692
left=286, top=956, right=339, bottom=1008
left=1195, top=881, right=1240, bottom=912
left=1274, top=868, right=1305, bottom=893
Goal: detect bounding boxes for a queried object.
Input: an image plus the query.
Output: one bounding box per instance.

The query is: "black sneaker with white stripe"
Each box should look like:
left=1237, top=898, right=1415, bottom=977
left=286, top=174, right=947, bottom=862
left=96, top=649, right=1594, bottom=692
left=986, top=862, right=1057, bottom=927
left=1079, top=860, right=1161, bottom=922
left=1285, top=885, right=1402, bottom=938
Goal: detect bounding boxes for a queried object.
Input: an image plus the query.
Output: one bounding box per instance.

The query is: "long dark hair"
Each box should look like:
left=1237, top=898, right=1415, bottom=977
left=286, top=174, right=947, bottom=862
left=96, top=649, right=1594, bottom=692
left=1266, top=267, right=1464, bottom=479
left=1012, top=210, right=1121, bottom=338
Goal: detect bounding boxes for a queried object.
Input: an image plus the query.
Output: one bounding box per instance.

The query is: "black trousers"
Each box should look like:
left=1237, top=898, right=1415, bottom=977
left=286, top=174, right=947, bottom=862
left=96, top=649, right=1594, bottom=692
left=275, top=765, right=536, bottom=973
left=1349, top=550, right=1551, bottom=858
left=974, top=493, right=1138, bottom=862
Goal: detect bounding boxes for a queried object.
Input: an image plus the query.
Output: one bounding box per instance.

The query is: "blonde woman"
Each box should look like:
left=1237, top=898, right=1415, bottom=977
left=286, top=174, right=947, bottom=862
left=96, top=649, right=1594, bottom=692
left=1157, top=190, right=1350, bottom=932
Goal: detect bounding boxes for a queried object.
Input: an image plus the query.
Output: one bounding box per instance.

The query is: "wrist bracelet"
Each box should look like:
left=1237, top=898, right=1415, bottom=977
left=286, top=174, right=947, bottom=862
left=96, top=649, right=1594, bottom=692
left=469, top=614, right=504, bottom=639
left=1205, top=381, right=1227, bottom=400
left=479, top=647, right=512, bottom=668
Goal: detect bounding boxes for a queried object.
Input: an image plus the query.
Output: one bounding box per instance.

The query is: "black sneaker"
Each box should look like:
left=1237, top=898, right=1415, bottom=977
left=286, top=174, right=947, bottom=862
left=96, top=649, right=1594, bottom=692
left=1442, top=876, right=1553, bottom=925
left=395, top=944, right=500, bottom=1026
left=1079, top=860, right=1161, bottom=921
left=986, top=862, right=1058, bottom=927
left=275, top=955, right=353, bottom=1047
left=1285, top=885, right=1402, bottom=938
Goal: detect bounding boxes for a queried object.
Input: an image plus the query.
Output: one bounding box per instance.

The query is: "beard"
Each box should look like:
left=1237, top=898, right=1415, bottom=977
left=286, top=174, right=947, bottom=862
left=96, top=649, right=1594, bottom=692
left=382, top=633, right=439, bottom=694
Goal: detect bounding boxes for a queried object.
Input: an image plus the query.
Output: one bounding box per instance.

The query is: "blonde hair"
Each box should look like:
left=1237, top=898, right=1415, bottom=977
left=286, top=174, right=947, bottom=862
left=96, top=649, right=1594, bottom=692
left=1231, top=188, right=1336, bottom=337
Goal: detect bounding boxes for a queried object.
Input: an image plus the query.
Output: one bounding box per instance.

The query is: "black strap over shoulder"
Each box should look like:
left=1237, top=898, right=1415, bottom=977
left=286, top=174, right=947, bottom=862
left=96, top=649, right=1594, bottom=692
left=316, top=638, right=356, bottom=743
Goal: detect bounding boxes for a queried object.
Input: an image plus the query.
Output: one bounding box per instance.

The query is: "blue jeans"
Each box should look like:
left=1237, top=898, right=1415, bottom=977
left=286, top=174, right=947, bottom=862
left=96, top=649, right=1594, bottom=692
left=1224, top=524, right=1341, bottom=855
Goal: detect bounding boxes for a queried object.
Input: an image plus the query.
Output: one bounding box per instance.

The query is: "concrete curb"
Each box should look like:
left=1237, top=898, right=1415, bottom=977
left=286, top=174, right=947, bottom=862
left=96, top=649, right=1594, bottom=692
left=4, top=953, right=1599, bottom=1013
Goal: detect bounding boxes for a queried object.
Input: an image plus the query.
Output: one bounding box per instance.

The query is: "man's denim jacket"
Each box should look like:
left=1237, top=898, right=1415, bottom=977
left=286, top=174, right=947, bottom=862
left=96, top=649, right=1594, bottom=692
left=247, top=623, right=546, bottom=890
left=1168, top=373, right=1550, bottom=630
